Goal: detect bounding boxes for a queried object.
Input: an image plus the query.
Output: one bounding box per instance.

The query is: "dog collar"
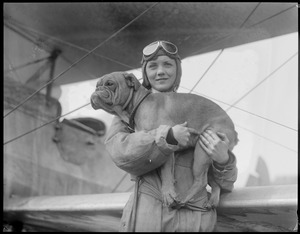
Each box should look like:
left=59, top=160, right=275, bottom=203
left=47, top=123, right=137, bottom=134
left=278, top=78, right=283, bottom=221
left=128, top=91, right=151, bottom=131
left=122, top=87, right=134, bottom=111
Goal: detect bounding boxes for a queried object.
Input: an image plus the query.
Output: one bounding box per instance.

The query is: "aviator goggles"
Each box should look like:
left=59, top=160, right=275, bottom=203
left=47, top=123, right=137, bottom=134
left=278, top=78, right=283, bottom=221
left=142, top=41, right=179, bottom=62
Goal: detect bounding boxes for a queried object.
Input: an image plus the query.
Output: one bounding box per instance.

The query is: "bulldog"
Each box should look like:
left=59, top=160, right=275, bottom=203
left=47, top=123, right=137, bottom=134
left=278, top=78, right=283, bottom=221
left=91, top=71, right=238, bottom=209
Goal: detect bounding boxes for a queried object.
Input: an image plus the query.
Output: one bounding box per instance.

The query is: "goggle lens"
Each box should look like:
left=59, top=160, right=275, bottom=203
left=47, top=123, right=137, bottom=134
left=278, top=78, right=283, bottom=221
left=143, top=41, right=178, bottom=57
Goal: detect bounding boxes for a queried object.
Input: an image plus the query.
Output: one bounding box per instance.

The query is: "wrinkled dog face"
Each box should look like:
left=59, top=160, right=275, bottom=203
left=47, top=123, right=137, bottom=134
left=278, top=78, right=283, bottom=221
left=90, top=72, right=133, bottom=115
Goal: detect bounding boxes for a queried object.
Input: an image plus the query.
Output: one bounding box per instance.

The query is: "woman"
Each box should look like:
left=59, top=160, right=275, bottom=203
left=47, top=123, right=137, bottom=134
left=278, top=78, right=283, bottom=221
left=105, top=40, right=237, bottom=232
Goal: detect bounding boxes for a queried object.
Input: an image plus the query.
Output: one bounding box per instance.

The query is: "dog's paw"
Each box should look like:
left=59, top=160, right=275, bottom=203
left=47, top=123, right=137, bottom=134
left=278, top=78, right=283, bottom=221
left=203, top=201, right=211, bottom=210
left=204, top=197, right=219, bottom=210
left=207, top=192, right=220, bottom=208
left=161, top=186, right=177, bottom=207
left=162, top=193, right=177, bottom=207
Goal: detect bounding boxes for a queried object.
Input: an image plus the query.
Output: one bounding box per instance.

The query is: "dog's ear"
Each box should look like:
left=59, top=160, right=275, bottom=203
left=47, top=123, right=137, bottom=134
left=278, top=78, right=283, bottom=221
left=124, top=73, right=141, bottom=91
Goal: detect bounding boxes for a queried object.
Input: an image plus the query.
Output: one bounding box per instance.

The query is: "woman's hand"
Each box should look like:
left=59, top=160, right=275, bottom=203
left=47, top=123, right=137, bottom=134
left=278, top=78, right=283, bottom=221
left=172, top=122, right=200, bottom=148
left=199, top=129, right=230, bottom=164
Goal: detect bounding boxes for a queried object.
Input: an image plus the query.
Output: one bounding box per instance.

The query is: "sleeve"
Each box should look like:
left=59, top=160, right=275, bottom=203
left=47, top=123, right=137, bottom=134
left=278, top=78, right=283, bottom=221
left=210, top=150, right=238, bottom=192
left=105, top=116, right=180, bottom=176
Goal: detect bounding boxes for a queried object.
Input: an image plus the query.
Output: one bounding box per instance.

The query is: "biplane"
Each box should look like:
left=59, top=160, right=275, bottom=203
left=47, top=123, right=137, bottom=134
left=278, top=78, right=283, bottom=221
left=3, top=2, right=298, bottom=232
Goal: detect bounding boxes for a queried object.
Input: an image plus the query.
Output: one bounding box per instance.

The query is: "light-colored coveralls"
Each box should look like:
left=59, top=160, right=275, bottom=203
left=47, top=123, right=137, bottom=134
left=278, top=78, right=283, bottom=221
left=105, top=116, right=238, bottom=232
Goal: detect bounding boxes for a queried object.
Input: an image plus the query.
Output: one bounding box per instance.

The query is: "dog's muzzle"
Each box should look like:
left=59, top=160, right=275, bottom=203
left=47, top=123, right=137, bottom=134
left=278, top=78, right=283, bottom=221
left=90, top=89, right=115, bottom=114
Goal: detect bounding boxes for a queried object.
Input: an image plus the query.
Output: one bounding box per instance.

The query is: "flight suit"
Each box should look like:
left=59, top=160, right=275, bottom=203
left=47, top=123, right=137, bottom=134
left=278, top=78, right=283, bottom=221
left=105, top=116, right=237, bottom=232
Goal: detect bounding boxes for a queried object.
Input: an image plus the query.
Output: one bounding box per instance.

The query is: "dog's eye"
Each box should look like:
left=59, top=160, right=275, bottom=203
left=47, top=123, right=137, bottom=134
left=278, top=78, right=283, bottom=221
left=105, top=80, right=116, bottom=91
left=105, top=81, right=114, bottom=86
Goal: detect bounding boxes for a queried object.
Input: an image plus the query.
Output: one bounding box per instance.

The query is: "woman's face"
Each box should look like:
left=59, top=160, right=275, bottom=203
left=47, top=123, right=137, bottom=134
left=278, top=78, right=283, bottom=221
left=145, top=55, right=177, bottom=92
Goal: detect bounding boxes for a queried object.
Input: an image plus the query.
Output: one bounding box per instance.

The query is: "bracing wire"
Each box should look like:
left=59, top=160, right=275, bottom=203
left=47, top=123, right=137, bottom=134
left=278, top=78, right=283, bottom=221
left=4, top=20, right=53, bottom=53
left=189, top=49, right=224, bottom=93
left=235, top=124, right=297, bottom=153
left=60, top=54, right=97, bottom=80
left=189, top=2, right=260, bottom=93
left=111, top=173, right=128, bottom=193
left=4, top=102, right=50, bottom=123
left=190, top=4, right=296, bottom=57
left=4, top=103, right=90, bottom=146
left=3, top=2, right=159, bottom=119
left=249, top=4, right=296, bottom=28
left=225, top=52, right=298, bottom=112
left=239, top=2, right=261, bottom=28
left=4, top=56, right=51, bottom=74
left=184, top=88, right=297, bottom=132
left=4, top=18, right=135, bottom=70
left=4, top=22, right=42, bottom=51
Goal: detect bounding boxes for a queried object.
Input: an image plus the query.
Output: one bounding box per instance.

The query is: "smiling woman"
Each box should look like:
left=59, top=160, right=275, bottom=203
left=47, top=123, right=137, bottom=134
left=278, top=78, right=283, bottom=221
left=98, top=40, right=239, bottom=232
left=142, top=41, right=182, bottom=92
left=145, top=55, right=178, bottom=92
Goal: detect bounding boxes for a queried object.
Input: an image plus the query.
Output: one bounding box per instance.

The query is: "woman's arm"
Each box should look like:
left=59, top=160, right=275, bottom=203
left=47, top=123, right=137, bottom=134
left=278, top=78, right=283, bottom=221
left=105, top=116, right=180, bottom=176
left=198, top=129, right=238, bottom=192
left=211, top=151, right=238, bottom=192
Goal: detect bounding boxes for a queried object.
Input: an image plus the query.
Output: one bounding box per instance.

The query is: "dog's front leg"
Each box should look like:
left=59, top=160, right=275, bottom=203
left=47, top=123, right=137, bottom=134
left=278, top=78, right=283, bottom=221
left=160, top=153, right=177, bottom=207
left=206, top=172, right=221, bottom=209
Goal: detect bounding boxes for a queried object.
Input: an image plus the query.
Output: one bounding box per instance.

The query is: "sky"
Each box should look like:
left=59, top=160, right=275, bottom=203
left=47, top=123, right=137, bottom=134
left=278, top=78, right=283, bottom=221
left=58, top=32, right=298, bottom=188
